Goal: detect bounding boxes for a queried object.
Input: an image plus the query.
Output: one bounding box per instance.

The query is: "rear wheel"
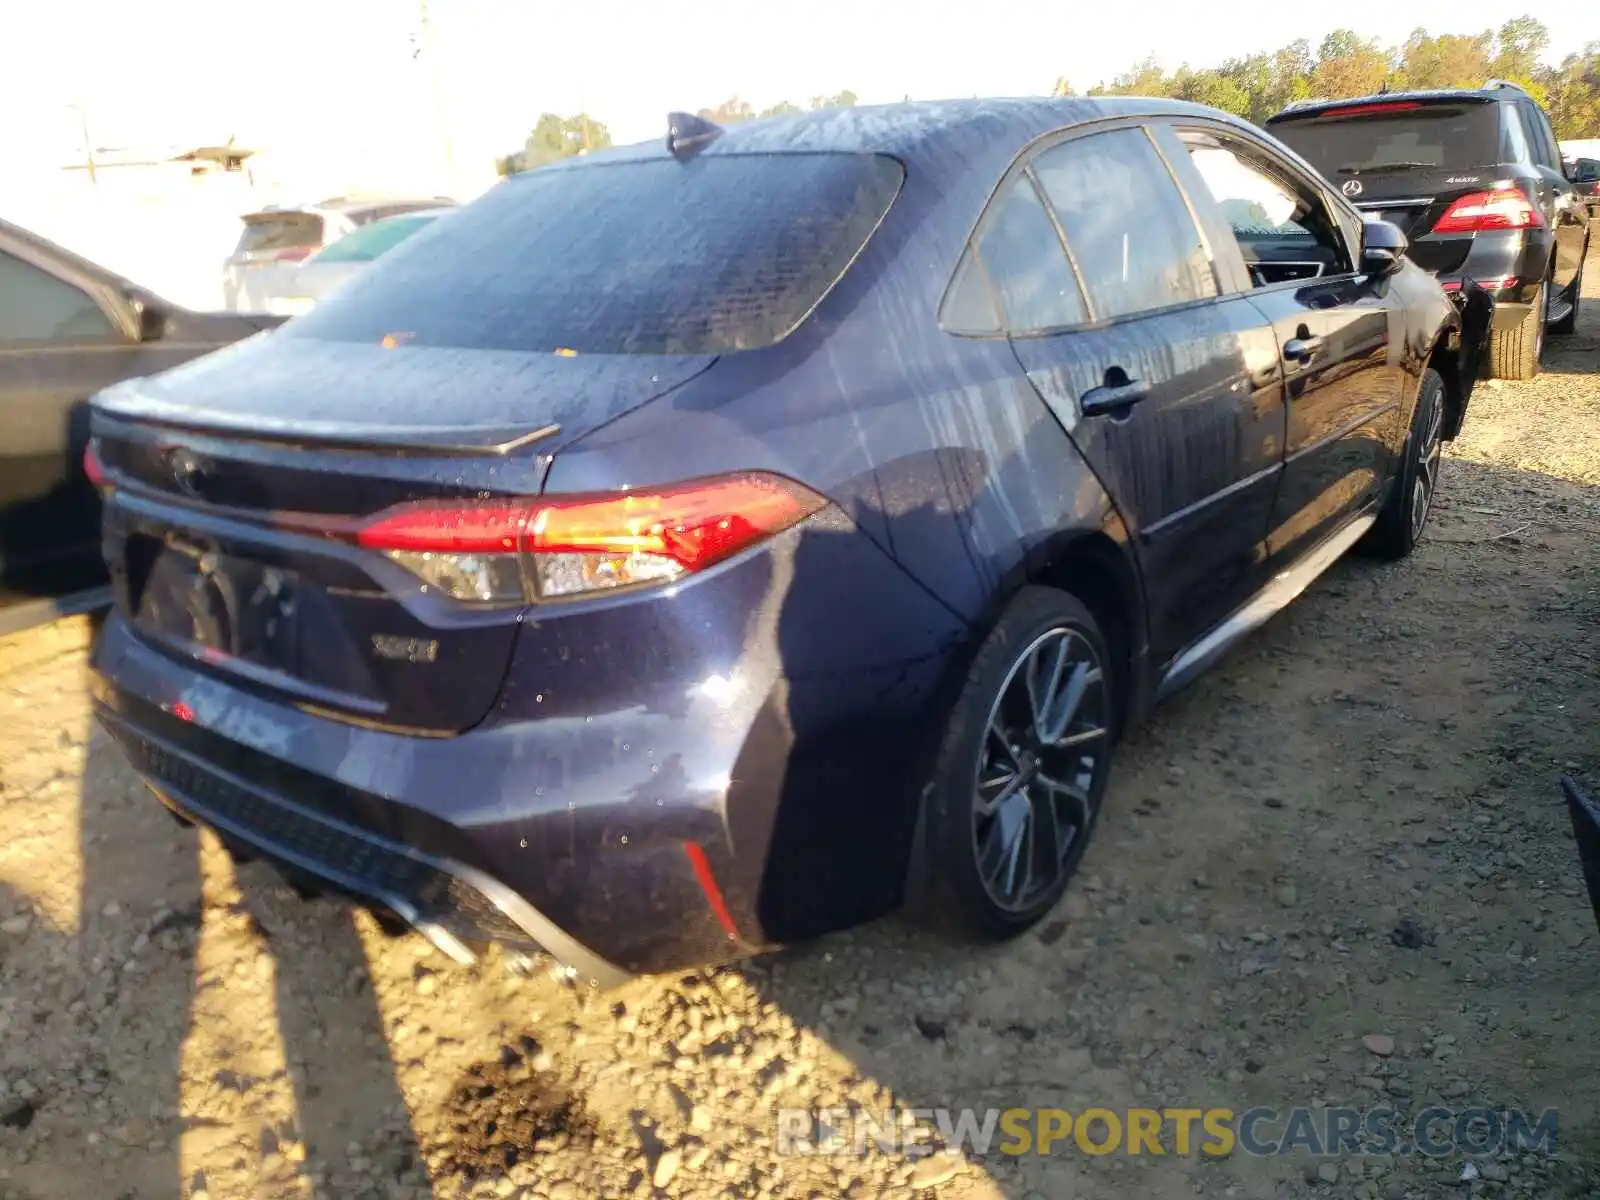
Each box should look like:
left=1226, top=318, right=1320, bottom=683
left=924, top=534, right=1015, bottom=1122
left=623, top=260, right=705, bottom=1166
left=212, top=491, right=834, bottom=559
left=1366, top=368, right=1444, bottom=560
left=1485, top=283, right=1544, bottom=381
left=919, top=587, right=1116, bottom=939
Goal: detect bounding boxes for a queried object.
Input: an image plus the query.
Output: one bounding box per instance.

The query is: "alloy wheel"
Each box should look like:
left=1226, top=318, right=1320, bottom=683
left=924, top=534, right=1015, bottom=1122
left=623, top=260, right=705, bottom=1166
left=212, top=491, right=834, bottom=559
left=971, top=627, right=1108, bottom=912
left=1409, top=393, right=1444, bottom=541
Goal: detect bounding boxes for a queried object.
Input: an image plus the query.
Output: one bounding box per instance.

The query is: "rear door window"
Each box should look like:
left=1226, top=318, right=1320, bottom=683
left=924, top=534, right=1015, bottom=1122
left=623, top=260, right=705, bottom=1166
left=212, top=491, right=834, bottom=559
left=288, top=153, right=904, bottom=355
left=0, top=252, right=117, bottom=342
left=942, top=177, right=1087, bottom=334
left=1031, top=128, right=1218, bottom=321
left=1501, top=107, right=1534, bottom=165
left=1521, top=103, right=1561, bottom=171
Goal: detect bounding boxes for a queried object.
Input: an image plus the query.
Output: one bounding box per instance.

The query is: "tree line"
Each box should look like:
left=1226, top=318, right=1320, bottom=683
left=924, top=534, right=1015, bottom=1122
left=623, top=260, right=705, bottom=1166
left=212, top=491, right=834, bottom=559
left=497, top=16, right=1599, bottom=176
left=1074, top=16, right=1600, bottom=138
left=496, top=91, right=864, bottom=176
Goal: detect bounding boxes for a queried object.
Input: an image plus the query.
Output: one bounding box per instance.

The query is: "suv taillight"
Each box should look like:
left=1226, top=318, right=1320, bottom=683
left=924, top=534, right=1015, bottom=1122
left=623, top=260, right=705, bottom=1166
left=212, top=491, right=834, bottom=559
left=352, top=472, right=827, bottom=603
left=1431, top=188, right=1543, bottom=234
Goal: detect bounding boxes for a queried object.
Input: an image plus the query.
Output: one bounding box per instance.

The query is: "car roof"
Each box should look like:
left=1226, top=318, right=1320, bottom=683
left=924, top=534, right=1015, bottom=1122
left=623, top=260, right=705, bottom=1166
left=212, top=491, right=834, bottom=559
left=0, top=214, right=155, bottom=299
left=245, top=197, right=456, bottom=219
left=543, top=96, right=1252, bottom=172
left=360, top=207, right=451, bottom=223
left=316, top=195, right=457, bottom=213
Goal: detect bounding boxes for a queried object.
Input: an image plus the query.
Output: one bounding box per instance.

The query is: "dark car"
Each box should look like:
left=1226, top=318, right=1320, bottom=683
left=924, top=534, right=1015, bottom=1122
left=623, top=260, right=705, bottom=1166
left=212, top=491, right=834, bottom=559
left=0, top=217, right=280, bottom=634
left=86, top=99, right=1489, bottom=985
left=1266, top=80, right=1590, bottom=381
left=1567, top=157, right=1600, bottom=218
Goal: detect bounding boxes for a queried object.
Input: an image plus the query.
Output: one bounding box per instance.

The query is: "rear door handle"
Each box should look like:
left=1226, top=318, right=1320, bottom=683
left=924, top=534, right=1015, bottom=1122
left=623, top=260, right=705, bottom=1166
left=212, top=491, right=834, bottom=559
left=1080, top=379, right=1147, bottom=416
left=1283, top=335, right=1324, bottom=362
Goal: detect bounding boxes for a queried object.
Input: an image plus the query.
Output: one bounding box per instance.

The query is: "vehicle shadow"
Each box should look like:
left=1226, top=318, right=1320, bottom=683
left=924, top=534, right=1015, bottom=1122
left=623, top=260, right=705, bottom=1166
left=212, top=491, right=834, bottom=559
left=0, top=609, right=432, bottom=1200
left=79, top=730, right=434, bottom=1200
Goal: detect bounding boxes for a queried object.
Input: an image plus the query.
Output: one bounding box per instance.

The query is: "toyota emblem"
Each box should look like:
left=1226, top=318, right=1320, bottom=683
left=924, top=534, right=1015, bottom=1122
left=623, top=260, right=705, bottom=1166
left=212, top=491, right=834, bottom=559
left=1341, top=179, right=1364, bottom=197
left=168, top=448, right=210, bottom=498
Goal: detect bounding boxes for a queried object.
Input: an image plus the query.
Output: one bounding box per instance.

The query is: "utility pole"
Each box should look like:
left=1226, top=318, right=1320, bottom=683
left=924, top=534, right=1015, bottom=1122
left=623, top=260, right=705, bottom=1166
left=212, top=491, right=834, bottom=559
left=418, top=0, right=457, bottom=189
left=67, top=103, right=97, bottom=184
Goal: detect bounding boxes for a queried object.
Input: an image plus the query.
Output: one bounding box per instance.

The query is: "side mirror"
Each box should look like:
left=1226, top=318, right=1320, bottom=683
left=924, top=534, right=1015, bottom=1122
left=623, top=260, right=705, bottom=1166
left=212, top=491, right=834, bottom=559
left=130, top=294, right=168, bottom=342
left=1359, top=219, right=1407, bottom=278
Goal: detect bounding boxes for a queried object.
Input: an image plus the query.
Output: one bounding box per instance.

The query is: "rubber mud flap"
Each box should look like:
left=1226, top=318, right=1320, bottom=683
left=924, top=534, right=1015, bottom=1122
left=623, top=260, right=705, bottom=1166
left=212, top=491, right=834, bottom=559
left=1457, top=278, right=1494, bottom=399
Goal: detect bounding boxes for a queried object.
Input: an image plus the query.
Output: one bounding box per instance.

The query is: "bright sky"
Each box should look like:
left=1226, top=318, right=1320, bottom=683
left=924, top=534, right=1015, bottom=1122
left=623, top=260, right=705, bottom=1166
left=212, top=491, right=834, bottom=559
left=1, top=0, right=1589, bottom=190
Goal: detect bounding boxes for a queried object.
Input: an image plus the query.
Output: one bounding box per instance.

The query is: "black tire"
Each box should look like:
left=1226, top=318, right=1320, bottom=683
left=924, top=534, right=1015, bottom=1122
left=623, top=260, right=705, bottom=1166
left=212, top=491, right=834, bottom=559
left=1485, top=282, right=1544, bottom=380
left=1550, top=259, right=1583, bottom=337
left=918, top=586, right=1116, bottom=940
left=1366, top=368, right=1445, bottom=560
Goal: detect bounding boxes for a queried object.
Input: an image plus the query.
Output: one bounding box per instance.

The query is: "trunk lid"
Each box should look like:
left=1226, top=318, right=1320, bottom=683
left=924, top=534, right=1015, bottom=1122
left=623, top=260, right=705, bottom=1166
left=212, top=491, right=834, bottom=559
left=95, top=147, right=904, bottom=733
left=93, top=331, right=715, bottom=453
left=92, top=334, right=714, bottom=733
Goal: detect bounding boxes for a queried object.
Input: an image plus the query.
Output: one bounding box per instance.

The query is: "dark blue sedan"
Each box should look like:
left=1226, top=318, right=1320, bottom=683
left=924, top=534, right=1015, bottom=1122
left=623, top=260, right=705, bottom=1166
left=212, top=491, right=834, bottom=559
left=86, top=98, right=1488, bottom=984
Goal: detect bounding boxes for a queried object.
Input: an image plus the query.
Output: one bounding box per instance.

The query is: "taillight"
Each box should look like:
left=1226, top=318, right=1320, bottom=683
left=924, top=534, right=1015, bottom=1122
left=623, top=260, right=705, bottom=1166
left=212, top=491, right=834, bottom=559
left=1432, top=188, right=1543, bottom=234
left=272, top=247, right=315, bottom=263
left=83, top=440, right=108, bottom=489
left=353, top=472, right=826, bottom=603
left=1323, top=101, right=1421, bottom=118
left=1440, top=277, right=1519, bottom=293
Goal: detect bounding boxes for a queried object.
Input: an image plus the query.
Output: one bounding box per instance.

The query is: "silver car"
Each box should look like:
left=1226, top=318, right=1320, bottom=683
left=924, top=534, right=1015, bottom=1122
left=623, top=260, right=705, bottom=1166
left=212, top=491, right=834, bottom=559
left=257, top=209, right=451, bottom=317
left=222, top=196, right=454, bottom=313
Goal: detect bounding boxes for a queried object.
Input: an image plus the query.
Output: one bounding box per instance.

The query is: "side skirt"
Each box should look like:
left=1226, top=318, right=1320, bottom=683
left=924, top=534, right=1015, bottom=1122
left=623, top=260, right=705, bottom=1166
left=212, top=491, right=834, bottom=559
left=1154, top=512, right=1377, bottom=703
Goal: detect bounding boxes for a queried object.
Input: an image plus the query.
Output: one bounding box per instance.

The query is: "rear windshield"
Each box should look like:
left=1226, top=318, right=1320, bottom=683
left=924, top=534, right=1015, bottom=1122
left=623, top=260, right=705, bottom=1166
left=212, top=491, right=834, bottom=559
left=312, top=213, right=439, bottom=263
left=1271, top=104, right=1503, bottom=177
left=286, top=152, right=905, bottom=355
left=236, top=212, right=325, bottom=255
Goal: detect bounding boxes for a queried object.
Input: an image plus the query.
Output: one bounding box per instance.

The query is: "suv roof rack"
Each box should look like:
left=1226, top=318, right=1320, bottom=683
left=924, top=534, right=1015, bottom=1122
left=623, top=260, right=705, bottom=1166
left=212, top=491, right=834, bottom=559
left=1481, top=79, right=1531, bottom=96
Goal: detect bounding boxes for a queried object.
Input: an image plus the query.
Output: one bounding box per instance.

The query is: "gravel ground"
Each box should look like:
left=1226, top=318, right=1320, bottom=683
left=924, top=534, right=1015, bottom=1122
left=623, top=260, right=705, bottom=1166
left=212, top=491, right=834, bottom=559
left=2, top=248, right=1599, bottom=1200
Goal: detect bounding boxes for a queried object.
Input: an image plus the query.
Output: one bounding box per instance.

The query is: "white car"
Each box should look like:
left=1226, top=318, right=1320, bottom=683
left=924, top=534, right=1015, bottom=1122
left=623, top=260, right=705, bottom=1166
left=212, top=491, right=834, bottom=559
left=258, top=209, right=452, bottom=317
left=222, top=197, right=453, bottom=313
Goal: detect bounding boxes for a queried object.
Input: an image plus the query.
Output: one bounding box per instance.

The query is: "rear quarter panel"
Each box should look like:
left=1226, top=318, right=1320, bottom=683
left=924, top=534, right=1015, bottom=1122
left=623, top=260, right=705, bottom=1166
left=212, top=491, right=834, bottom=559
left=537, top=127, right=1132, bottom=939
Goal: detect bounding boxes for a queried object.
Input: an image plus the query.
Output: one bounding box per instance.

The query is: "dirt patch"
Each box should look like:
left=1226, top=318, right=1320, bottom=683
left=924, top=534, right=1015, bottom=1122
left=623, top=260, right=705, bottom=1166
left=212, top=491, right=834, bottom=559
left=428, top=1044, right=592, bottom=1184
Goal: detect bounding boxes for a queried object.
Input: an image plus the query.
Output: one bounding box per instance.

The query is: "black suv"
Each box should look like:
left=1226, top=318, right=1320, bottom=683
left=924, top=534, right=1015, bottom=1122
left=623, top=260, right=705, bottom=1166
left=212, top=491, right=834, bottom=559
left=1268, top=81, right=1590, bottom=380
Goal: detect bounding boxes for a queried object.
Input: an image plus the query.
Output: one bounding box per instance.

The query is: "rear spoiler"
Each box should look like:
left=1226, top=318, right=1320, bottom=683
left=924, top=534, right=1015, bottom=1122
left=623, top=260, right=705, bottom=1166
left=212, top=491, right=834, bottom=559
left=1269, top=93, right=1494, bottom=123
left=91, top=404, right=560, bottom=458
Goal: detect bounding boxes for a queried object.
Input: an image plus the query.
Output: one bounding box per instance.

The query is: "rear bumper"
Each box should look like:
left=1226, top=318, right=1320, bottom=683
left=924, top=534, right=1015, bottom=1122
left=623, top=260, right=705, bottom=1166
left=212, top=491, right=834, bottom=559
left=95, top=698, right=631, bottom=986
left=1425, top=227, right=1551, bottom=315
left=90, top=610, right=761, bottom=980
left=89, top=516, right=964, bottom=975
